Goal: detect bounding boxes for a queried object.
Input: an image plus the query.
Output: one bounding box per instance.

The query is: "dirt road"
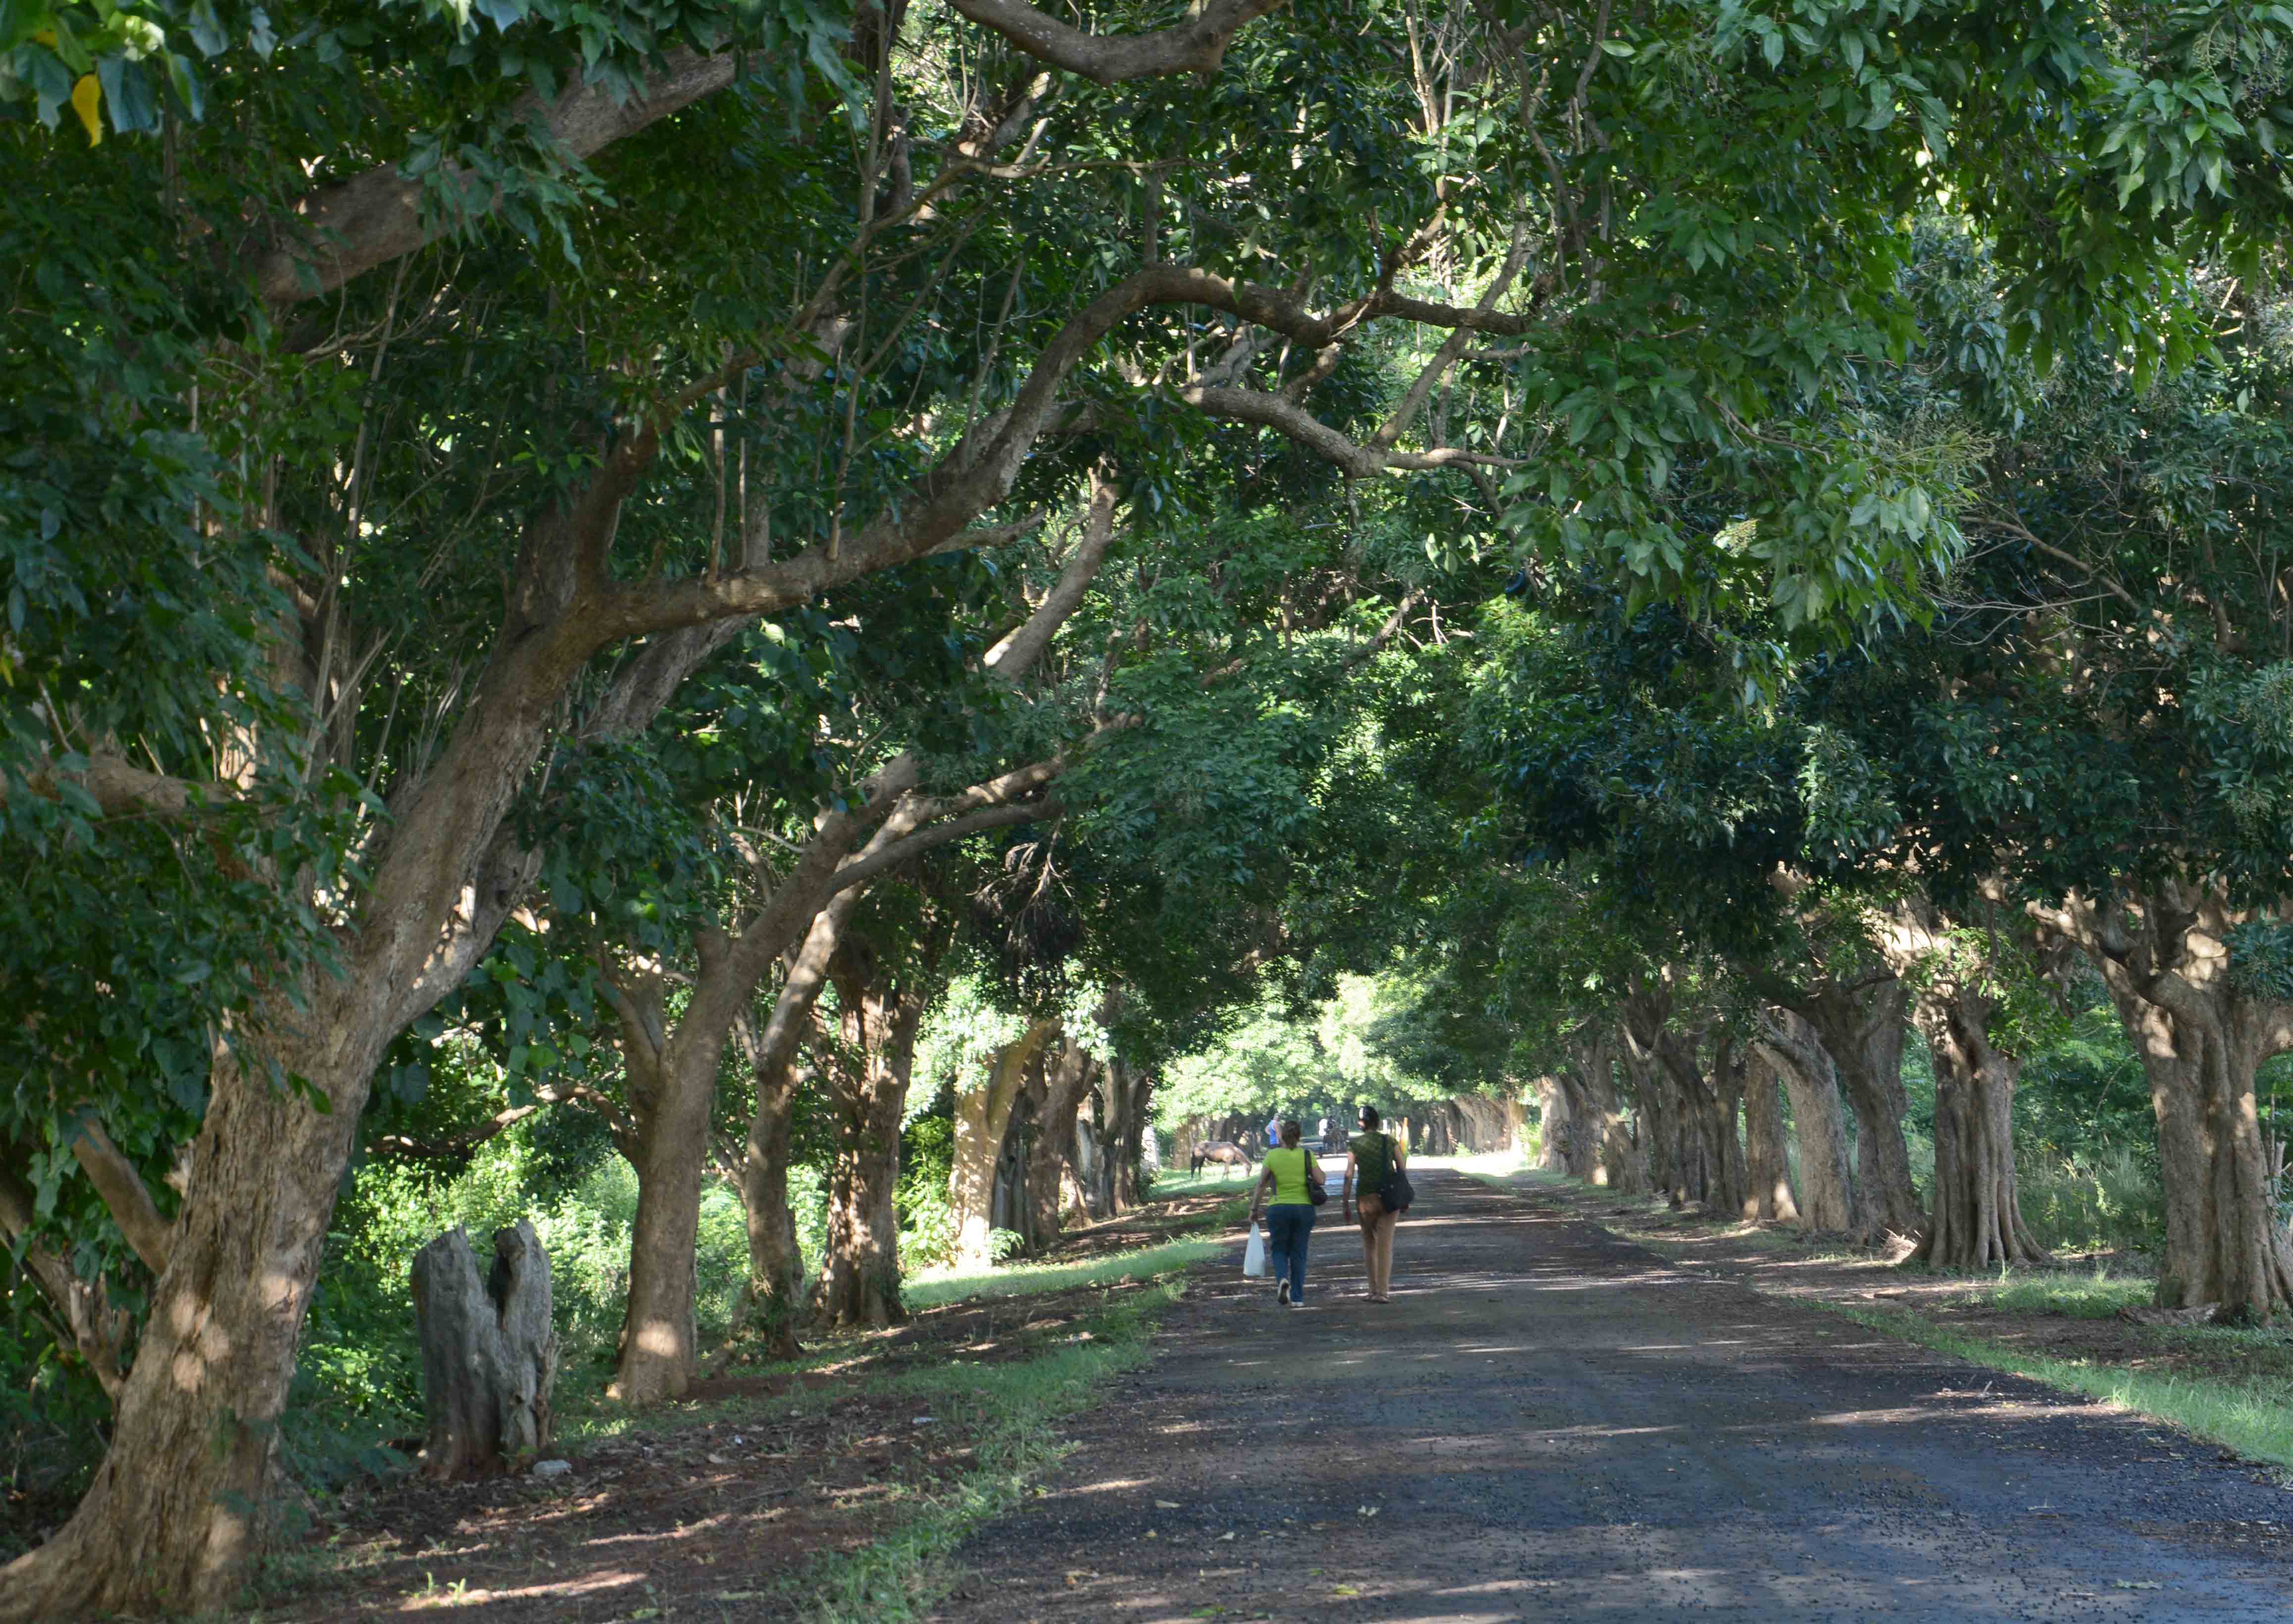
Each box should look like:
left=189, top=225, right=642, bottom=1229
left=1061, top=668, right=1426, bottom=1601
left=935, top=1169, right=2293, bottom=1621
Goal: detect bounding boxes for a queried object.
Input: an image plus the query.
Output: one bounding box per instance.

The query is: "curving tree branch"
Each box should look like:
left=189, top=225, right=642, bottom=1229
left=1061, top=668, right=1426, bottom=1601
left=65, top=1120, right=173, bottom=1276
left=252, top=49, right=742, bottom=308
left=947, top=0, right=1291, bottom=85
left=1179, top=384, right=1526, bottom=475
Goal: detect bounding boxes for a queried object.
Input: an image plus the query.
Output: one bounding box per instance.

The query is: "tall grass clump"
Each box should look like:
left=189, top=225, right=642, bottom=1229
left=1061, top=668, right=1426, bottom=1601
left=2015, top=1146, right=2166, bottom=1255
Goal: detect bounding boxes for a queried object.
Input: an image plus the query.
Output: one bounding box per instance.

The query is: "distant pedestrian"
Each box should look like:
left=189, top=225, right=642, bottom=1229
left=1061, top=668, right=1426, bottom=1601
left=1343, top=1106, right=1406, bottom=1302
left=1250, top=1120, right=1323, bottom=1307
left=1264, top=1112, right=1281, bottom=1153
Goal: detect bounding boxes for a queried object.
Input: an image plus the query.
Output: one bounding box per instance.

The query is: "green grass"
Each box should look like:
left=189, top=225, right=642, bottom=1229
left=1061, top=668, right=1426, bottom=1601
left=1143, top=1166, right=1260, bottom=1197
left=902, top=1236, right=1227, bottom=1310
left=794, top=1275, right=1185, bottom=1623
left=1819, top=1298, right=2293, bottom=1476
left=2016, top=1148, right=2168, bottom=1255
left=1934, top=1266, right=2154, bottom=1319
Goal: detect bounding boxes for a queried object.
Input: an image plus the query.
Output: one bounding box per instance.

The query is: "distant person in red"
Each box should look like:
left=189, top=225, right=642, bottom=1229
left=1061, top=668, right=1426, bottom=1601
left=1343, top=1106, right=1405, bottom=1302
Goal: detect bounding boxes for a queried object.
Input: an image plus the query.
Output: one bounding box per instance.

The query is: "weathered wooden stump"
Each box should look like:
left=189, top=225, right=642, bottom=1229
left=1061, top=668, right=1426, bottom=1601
left=410, top=1221, right=558, bottom=1478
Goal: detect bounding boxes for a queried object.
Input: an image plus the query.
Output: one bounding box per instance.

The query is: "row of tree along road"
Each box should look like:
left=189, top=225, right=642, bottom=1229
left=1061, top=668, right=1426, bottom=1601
left=11, top=0, right=2293, bottom=1615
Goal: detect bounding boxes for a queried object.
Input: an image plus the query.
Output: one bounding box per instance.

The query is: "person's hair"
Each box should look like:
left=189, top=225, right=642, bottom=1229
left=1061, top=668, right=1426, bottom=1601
left=1280, top=1120, right=1301, bottom=1146
left=1359, top=1105, right=1380, bottom=1130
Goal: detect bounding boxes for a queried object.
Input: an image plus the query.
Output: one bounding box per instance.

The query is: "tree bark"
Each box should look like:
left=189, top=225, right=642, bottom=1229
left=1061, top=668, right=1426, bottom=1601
left=1787, top=977, right=1923, bottom=1241
left=1743, top=1046, right=1799, bottom=1223
left=1533, top=1074, right=1577, bottom=1174
left=735, top=888, right=873, bottom=1357
left=1561, top=1028, right=1638, bottom=1190
left=950, top=1021, right=1055, bottom=1266
left=1024, top=1033, right=1097, bottom=1251
left=1098, top=1056, right=1148, bottom=1214
left=600, top=967, right=709, bottom=1405
left=2041, top=886, right=2293, bottom=1319
left=411, top=1223, right=557, bottom=1479
left=1618, top=1024, right=1678, bottom=1203
left=1703, top=1032, right=1752, bottom=1221
left=1758, top=1010, right=1855, bottom=1232
left=739, top=1054, right=807, bottom=1357
left=0, top=1014, right=379, bottom=1620
left=1623, top=988, right=1743, bottom=1214
left=811, top=927, right=937, bottom=1329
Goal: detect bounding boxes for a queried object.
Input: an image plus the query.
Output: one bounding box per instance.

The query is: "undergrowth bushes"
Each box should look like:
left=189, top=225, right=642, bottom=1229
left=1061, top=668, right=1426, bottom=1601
left=2014, top=1146, right=2167, bottom=1255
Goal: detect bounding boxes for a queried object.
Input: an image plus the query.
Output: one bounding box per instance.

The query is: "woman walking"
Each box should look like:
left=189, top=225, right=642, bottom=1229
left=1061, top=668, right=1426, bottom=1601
left=1343, top=1106, right=1405, bottom=1302
left=1249, top=1120, right=1322, bottom=1307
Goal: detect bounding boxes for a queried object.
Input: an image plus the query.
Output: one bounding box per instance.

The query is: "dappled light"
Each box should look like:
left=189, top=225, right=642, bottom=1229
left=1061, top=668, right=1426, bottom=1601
left=15, top=0, right=2293, bottom=1618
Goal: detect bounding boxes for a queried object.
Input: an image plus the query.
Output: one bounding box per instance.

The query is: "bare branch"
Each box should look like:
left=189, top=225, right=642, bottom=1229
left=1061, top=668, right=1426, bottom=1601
left=1372, top=215, right=1538, bottom=449
left=66, top=1120, right=172, bottom=1275
left=2, top=754, right=223, bottom=821
left=985, top=467, right=1119, bottom=682
left=252, top=49, right=742, bottom=307
left=948, top=0, right=1290, bottom=84
left=825, top=798, right=1053, bottom=896
left=1179, top=384, right=1526, bottom=475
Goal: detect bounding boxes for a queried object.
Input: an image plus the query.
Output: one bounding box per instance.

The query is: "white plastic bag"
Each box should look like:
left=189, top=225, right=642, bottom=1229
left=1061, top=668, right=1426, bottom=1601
left=1242, top=1221, right=1268, bottom=1278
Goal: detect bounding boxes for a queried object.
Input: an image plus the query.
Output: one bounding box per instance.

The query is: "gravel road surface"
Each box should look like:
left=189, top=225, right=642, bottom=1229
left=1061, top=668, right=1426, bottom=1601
left=934, top=1167, right=2293, bottom=1622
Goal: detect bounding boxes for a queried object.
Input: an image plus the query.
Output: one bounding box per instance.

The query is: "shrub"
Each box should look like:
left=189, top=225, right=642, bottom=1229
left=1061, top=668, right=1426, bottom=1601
left=897, top=1116, right=959, bottom=1274
left=2016, top=1147, right=2167, bottom=1255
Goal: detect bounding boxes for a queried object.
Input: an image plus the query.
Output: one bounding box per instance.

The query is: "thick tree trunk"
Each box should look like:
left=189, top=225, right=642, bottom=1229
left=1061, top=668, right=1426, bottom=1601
left=1914, top=1015, right=2045, bottom=1269
left=0, top=1017, right=376, bottom=1620
left=1624, top=989, right=1742, bottom=1213
left=1100, top=1056, right=1148, bottom=1213
left=1878, top=893, right=2047, bottom=1270
left=739, top=1060, right=806, bottom=1356
left=812, top=939, right=931, bottom=1330
left=1743, top=1047, right=1799, bottom=1223
left=1790, top=978, right=1923, bottom=1241
left=1568, top=1032, right=1640, bottom=1195
left=1619, top=1026, right=1678, bottom=1203
left=1561, top=1029, right=1638, bottom=1190
left=411, top=1223, right=557, bottom=1478
left=1758, top=1010, right=1854, bottom=1232
left=1700, top=1034, right=1752, bottom=1220
left=2044, top=886, right=2293, bottom=1320
left=1025, top=1034, right=1096, bottom=1250
left=1910, top=986, right=2046, bottom=1269
left=951, top=1021, right=1054, bottom=1266
left=1533, top=1074, right=1577, bottom=1174
left=740, top=899, right=860, bottom=1357
left=605, top=963, right=730, bottom=1406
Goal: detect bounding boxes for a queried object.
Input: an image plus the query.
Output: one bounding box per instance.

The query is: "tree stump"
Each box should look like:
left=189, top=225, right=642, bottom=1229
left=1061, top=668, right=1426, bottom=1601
left=410, top=1221, right=558, bottom=1478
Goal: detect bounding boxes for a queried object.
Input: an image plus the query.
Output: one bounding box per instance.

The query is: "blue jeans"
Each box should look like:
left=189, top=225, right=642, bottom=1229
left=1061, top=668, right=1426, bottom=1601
left=1265, top=1204, right=1314, bottom=1301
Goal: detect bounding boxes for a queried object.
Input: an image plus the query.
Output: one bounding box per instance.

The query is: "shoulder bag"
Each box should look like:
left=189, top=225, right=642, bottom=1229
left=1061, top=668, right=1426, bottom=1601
left=1378, top=1135, right=1413, bottom=1215
left=1302, top=1145, right=1328, bottom=1207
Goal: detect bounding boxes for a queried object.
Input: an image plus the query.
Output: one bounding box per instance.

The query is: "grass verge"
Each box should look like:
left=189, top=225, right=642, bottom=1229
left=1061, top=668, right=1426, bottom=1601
left=902, top=1235, right=1227, bottom=1310
left=1143, top=1167, right=1259, bottom=1198
left=1819, top=1297, right=2293, bottom=1476
left=793, top=1272, right=1185, bottom=1623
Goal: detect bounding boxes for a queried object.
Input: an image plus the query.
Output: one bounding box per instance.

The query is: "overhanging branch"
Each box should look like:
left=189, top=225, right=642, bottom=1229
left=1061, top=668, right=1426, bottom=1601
left=252, top=49, right=743, bottom=307
left=948, top=0, right=1290, bottom=84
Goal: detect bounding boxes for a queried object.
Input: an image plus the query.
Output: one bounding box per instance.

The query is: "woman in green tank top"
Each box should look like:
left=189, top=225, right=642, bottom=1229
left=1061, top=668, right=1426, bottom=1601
left=1343, top=1105, right=1404, bottom=1301
left=1249, top=1120, right=1322, bottom=1307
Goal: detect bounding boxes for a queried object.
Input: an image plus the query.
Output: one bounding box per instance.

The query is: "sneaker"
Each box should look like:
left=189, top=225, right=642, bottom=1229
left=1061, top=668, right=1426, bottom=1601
left=1276, top=1279, right=1291, bottom=1306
